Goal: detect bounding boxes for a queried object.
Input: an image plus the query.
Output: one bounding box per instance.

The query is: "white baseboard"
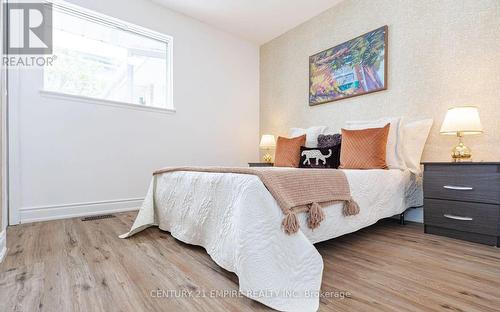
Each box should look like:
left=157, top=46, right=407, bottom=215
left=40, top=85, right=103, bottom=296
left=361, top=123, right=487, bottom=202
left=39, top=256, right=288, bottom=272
left=0, top=230, right=6, bottom=264
left=19, top=197, right=143, bottom=224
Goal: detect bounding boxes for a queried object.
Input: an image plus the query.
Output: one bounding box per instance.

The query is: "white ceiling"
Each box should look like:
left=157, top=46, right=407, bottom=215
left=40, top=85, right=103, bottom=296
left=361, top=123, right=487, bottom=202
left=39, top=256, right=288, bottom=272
left=151, top=0, right=344, bottom=44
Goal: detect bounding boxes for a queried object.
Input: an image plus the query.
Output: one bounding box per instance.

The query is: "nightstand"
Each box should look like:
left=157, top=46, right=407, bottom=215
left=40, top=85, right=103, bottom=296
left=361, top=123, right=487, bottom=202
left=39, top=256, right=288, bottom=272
left=422, top=162, right=500, bottom=246
left=248, top=162, right=274, bottom=167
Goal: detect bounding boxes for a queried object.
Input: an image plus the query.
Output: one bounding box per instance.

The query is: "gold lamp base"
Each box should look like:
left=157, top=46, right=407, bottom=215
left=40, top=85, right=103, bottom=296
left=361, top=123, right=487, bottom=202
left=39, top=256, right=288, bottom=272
left=263, top=153, right=272, bottom=163
left=451, top=134, right=472, bottom=162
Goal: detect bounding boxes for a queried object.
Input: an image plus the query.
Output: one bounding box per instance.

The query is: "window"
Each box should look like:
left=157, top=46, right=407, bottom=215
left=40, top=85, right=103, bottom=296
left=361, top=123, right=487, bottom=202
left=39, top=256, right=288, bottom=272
left=43, top=2, right=173, bottom=110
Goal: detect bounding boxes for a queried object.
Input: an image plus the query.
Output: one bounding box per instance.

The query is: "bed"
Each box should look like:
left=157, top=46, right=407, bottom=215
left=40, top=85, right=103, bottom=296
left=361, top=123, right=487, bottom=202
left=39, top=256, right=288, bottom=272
left=121, top=167, right=422, bottom=312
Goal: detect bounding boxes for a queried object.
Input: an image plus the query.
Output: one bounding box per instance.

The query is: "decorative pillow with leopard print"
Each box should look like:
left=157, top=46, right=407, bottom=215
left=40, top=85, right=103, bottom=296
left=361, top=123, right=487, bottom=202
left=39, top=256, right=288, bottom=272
left=299, top=145, right=341, bottom=169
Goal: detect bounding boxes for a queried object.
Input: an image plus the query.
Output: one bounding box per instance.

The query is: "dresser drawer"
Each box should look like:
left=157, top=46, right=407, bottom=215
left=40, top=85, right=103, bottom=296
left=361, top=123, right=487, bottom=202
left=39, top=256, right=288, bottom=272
left=424, top=198, right=500, bottom=236
left=423, top=164, right=500, bottom=204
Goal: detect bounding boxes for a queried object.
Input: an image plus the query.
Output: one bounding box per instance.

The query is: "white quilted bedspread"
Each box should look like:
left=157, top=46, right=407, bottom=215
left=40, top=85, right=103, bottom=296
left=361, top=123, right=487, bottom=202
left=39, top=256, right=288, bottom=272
left=121, top=168, right=421, bottom=311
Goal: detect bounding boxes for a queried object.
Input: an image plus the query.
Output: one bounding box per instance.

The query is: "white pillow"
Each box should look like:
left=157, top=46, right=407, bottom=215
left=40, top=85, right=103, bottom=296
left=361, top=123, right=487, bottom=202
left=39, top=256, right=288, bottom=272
left=289, top=126, right=327, bottom=147
left=345, top=117, right=405, bottom=169
left=402, top=119, right=433, bottom=174
left=323, top=127, right=340, bottom=135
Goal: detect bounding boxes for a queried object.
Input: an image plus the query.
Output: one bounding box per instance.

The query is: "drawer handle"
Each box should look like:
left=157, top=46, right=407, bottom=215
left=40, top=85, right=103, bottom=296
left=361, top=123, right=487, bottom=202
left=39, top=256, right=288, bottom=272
left=443, top=185, right=474, bottom=191
left=443, top=214, right=473, bottom=221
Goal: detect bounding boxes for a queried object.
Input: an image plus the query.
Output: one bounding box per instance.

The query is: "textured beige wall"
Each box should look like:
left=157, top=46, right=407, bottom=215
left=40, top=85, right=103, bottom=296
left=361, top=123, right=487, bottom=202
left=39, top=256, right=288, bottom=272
left=260, top=0, right=500, bottom=162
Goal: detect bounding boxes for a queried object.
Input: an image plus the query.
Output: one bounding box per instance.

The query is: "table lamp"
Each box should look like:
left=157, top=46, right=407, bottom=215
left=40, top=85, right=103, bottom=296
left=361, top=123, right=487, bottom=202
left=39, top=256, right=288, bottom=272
left=259, top=134, right=276, bottom=163
left=440, top=106, right=483, bottom=161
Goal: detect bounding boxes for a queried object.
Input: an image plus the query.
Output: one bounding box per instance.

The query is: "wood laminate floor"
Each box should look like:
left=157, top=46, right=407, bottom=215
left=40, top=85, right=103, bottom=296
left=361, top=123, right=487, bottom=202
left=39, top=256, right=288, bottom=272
left=1, top=212, right=500, bottom=312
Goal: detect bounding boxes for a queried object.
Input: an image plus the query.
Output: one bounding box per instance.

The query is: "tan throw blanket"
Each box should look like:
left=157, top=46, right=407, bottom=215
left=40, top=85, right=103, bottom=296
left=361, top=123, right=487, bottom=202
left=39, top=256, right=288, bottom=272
left=153, top=167, right=360, bottom=234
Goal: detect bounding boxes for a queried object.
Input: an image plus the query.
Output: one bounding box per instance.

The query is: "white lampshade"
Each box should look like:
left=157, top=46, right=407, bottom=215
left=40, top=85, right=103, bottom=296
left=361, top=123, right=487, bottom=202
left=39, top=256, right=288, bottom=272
left=440, top=106, right=483, bottom=135
left=259, top=134, right=276, bottom=149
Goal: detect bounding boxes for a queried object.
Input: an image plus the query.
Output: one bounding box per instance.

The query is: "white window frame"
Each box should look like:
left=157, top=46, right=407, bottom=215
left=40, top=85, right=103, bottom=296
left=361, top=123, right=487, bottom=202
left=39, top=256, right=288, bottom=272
left=41, top=0, right=174, bottom=113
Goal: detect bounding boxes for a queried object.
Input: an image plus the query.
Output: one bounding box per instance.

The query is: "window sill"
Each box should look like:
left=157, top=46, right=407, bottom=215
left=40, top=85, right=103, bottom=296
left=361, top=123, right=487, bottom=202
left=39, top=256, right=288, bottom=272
left=39, top=90, right=176, bottom=114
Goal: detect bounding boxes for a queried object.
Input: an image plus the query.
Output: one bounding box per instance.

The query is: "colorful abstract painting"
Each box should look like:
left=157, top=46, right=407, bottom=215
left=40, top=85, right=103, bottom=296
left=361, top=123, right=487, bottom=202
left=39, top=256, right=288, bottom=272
left=309, top=26, right=387, bottom=105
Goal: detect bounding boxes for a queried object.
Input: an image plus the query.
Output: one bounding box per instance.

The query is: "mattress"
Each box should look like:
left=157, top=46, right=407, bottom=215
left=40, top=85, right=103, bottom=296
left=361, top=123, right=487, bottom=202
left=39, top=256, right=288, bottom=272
left=121, top=168, right=422, bottom=311
left=304, top=168, right=421, bottom=243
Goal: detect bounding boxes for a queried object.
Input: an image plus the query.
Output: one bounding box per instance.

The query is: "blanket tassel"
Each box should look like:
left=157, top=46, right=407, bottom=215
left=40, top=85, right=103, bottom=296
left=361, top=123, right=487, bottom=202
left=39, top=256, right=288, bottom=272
left=343, top=198, right=360, bottom=216
left=282, top=211, right=299, bottom=235
left=308, top=202, right=325, bottom=229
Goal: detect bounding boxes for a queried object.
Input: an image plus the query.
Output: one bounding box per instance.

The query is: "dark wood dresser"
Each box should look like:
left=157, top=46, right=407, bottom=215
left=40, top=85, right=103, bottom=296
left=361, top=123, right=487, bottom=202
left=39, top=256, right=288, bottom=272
left=422, top=162, right=500, bottom=246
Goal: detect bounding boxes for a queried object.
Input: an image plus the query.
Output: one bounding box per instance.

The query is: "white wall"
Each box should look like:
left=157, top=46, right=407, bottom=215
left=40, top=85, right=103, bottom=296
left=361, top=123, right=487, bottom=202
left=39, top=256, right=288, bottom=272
left=260, top=0, right=500, bottom=223
left=9, top=0, right=260, bottom=223
left=1, top=0, right=7, bottom=262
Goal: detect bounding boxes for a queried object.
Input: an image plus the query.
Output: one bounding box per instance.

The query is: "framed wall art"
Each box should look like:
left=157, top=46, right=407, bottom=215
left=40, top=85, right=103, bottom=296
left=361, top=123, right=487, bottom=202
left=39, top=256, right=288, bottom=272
left=309, top=25, right=388, bottom=105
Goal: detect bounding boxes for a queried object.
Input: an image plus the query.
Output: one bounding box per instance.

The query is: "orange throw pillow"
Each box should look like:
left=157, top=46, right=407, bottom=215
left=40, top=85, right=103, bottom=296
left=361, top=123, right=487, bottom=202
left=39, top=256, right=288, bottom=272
left=339, top=124, right=390, bottom=169
left=274, top=135, right=306, bottom=167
